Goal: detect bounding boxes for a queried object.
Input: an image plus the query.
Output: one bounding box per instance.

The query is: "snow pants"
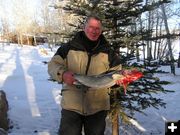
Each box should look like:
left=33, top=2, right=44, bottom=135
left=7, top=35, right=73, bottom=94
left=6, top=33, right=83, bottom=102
left=58, top=109, right=107, bottom=135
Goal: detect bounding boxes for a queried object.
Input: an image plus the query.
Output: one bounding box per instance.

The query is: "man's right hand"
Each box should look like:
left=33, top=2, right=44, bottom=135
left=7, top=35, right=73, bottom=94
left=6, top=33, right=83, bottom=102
left=62, top=71, right=76, bottom=85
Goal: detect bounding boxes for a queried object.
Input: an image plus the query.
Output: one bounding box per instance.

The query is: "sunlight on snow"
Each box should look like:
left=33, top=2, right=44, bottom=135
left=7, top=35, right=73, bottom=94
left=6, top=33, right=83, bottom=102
left=161, top=116, right=168, bottom=121
left=154, top=111, right=168, bottom=122
left=0, top=51, right=16, bottom=83
left=22, top=59, right=41, bottom=117
left=38, top=131, right=50, bottom=135
left=52, top=89, right=61, bottom=105
left=129, top=118, right=146, bottom=132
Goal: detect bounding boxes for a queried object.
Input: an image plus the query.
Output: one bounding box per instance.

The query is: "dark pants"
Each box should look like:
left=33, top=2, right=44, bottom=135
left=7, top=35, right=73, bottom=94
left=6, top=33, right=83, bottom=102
left=58, top=109, right=108, bottom=135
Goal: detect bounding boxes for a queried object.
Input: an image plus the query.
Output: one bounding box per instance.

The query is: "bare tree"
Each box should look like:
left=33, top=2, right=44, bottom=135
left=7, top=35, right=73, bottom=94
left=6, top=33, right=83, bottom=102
left=0, top=0, right=11, bottom=45
left=161, top=3, right=175, bottom=74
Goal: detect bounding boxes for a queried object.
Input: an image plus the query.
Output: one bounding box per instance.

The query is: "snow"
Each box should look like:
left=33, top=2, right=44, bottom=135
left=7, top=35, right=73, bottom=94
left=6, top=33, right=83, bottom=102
left=133, top=70, right=180, bottom=135
left=0, top=44, right=61, bottom=135
left=0, top=43, right=180, bottom=135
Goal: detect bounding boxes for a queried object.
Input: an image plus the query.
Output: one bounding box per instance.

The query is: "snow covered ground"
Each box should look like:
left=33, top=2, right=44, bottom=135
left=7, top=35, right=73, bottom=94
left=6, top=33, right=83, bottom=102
left=0, top=43, right=179, bottom=135
left=133, top=71, right=180, bottom=135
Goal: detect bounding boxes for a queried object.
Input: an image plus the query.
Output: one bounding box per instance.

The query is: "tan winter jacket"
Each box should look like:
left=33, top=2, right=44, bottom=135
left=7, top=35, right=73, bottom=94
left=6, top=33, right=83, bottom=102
left=48, top=31, right=122, bottom=115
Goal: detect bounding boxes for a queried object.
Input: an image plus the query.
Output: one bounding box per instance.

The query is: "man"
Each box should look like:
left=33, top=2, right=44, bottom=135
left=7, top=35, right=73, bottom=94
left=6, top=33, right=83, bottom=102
left=48, top=15, right=122, bottom=135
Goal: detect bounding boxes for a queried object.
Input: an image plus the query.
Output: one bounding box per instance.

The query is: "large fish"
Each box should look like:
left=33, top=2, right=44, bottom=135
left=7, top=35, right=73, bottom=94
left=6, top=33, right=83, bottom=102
left=74, top=69, right=143, bottom=94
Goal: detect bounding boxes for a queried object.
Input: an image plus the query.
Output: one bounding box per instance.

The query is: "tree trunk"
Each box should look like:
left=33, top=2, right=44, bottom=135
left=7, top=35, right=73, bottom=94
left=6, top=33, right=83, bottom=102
left=34, top=35, right=37, bottom=46
left=177, top=53, right=180, bottom=68
left=178, top=23, right=180, bottom=68
left=147, top=11, right=153, bottom=61
left=161, top=4, right=175, bottom=74
left=20, top=34, right=23, bottom=46
left=138, top=16, right=146, bottom=63
left=111, top=89, right=119, bottom=135
left=154, top=11, right=159, bottom=59
left=133, top=18, right=140, bottom=62
left=26, top=35, right=30, bottom=45
left=112, top=111, right=119, bottom=135
left=157, top=19, right=163, bottom=61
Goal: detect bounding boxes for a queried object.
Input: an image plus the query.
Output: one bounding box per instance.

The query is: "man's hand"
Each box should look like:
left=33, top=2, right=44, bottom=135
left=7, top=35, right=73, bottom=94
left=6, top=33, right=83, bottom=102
left=62, top=71, right=76, bottom=85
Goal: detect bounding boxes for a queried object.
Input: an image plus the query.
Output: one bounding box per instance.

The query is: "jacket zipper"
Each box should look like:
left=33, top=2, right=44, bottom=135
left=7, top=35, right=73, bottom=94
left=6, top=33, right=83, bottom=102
left=82, top=40, right=99, bottom=114
left=85, top=52, right=92, bottom=75
left=82, top=52, right=92, bottom=115
left=84, top=40, right=100, bottom=75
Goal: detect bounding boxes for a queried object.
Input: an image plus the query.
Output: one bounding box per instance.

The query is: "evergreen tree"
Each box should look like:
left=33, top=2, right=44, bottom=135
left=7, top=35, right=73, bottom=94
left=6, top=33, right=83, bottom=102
left=54, top=0, right=172, bottom=134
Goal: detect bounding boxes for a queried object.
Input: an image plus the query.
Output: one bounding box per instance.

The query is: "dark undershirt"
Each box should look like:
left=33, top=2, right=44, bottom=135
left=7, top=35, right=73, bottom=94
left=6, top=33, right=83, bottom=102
left=81, top=32, right=100, bottom=53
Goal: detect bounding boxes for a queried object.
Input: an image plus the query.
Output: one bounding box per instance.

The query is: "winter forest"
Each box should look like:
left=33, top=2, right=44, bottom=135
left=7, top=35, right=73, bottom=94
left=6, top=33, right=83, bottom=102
left=0, top=0, right=180, bottom=135
left=1, top=0, right=180, bottom=67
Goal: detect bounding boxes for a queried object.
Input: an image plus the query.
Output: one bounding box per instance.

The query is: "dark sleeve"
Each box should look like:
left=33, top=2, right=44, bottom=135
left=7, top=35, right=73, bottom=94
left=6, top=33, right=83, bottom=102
left=108, top=49, right=122, bottom=68
left=54, top=43, right=70, bottom=59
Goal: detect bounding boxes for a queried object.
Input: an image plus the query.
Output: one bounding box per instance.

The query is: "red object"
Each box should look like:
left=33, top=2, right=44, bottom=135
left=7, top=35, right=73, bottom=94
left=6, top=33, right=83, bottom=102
left=116, top=69, right=143, bottom=94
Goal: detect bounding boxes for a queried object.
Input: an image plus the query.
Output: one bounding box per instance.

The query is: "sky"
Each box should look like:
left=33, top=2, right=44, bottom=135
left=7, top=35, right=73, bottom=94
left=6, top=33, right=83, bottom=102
left=0, top=43, right=180, bottom=135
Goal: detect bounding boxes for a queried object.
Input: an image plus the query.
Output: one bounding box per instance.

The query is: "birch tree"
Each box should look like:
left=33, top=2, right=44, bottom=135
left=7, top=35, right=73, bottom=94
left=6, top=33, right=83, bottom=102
left=161, top=3, right=175, bottom=74
left=0, top=0, right=11, bottom=44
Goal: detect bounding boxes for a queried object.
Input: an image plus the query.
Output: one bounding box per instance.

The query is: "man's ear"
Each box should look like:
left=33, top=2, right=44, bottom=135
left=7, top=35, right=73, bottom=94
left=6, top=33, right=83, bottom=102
left=81, top=23, right=86, bottom=30
left=83, top=24, right=86, bottom=30
left=83, top=24, right=87, bottom=32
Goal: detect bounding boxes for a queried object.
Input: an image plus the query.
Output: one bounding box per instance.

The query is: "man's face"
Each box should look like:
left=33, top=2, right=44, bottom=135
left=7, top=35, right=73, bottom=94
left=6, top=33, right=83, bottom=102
left=84, top=18, right=102, bottom=41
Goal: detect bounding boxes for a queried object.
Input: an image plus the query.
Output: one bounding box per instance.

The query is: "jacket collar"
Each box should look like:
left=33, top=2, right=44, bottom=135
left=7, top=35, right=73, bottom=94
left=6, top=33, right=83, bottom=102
left=69, top=31, right=110, bottom=54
